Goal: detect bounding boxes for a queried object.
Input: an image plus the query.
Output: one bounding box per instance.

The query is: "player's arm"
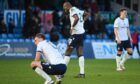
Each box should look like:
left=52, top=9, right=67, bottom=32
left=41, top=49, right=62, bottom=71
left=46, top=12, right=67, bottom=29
left=71, top=14, right=79, bottom=34
left=114, top=27, right=121, bottom=44
left=127, top=28, right=132, bottom=42
left=34, top=51, right=41, bottom=61
left=83, top=11, right=90, bottom=21
left=72, top=14, right=79, bottom=27
left=31, top=51, right=42, bottom=69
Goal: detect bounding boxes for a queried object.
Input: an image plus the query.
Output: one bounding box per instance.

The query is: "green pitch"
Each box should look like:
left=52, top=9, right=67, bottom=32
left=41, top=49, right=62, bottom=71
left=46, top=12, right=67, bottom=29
left=0, top=59, right=140, bottom=84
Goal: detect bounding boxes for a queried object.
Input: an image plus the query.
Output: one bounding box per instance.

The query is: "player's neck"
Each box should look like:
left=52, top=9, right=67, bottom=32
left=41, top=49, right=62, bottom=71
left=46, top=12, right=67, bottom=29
left=119, top=16, right=125, bottom=20
left=69, top=6, right=72, bottom=10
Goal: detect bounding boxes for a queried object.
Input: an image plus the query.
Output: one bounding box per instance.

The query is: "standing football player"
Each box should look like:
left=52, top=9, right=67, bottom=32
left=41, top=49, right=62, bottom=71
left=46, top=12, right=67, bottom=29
left=114, top=8, right=133, bottom=71
left=31, top=33, right=67, bottom=84
left=63, top=2, right=89, bottom=78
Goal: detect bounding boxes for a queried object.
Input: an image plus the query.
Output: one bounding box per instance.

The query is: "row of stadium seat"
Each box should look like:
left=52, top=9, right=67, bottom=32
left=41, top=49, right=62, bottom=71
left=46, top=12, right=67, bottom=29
left=0, top=34, right=22, bottom=38
left=105, top=24, right=140, bottom=31
left=0, top=38, right=34, bottom=42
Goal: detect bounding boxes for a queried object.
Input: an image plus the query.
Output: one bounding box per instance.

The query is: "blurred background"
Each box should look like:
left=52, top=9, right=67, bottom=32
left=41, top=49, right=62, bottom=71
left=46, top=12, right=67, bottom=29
left=0, top=0, right=140, bottom=59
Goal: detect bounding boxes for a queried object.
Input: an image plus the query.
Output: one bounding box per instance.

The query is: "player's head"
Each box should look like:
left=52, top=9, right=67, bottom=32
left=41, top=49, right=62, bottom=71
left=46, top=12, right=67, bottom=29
left=34, top=33, right=45, bottom=45
left=119, top=8, right=127, bottom=19
left=63, top=2, right=72, bottom=13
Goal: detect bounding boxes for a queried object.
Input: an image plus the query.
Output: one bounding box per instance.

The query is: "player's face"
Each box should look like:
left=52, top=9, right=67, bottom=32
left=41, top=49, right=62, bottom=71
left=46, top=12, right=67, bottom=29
left=63, top=4, right=69, bottom=13
left=34, top=37, right=40, bottom=45
left=121, top=10, right=127, bottom=18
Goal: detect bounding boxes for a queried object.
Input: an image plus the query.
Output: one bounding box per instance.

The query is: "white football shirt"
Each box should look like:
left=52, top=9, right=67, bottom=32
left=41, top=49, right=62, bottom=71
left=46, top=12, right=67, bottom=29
left=36, top=40, right=65, bottom=65
left=114, top=17, right=129, bottom=41
left=69, top=7, right=85, bottom=35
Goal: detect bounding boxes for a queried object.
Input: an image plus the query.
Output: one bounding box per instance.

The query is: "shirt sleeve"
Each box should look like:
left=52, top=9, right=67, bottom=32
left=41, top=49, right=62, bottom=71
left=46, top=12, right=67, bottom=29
left=114, top=19, right=119, bottom=28
left=70, top=7, right=77, bottom=16
left=36, top=44, right=42, bottom=52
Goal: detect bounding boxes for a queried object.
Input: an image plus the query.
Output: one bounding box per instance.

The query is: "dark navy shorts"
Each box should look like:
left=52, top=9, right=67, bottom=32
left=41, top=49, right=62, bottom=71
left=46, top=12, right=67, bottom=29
left=116, top=40, right=132, bottom=51
left=41, top=62, right=67, bottom=75
left=68, top=34, right=84, bottom=48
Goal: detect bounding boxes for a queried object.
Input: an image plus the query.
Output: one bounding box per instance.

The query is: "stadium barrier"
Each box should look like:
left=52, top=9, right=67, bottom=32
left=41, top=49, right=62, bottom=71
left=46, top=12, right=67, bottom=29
left=92, top=42, right=140, bottom=59
left=0, top=41, right=139, bottom=59
left=0, top=40, right=94, bottom=58
left=0, top=42, right=36, bottom=58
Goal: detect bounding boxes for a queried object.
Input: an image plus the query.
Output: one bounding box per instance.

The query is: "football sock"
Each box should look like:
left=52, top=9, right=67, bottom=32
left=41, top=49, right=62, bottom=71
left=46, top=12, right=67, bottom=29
left=64, top=56, right=70, bottom=65
left=54, top=75, right=61, bottom=81
left=79, top=56, right=85, bottom=74
left=116, top=56, right=121, bottom=68
left=34, top=67, right=52, bottom=82
left=120, top=53, right=130, bottom=65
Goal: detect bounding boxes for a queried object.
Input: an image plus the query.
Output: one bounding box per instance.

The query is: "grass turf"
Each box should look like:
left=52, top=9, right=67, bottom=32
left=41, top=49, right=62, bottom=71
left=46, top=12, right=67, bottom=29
left=0, top=59, right=139, bottom=84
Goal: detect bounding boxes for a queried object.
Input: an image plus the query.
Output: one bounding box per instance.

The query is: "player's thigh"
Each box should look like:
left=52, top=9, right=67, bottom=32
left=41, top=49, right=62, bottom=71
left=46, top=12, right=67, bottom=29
left=41, top=62, right=55, bottom=75
left=68, top=35, right=77, bottom=48
left=41, top=63, right=67, bottom=75
left=77, top=34, right=84, bottom=47
left=52, top=64, right=67, bottom=75
left=65, top=46, right=74, bottom=56
left=116, top=42, right=123, bottom=54
left=124, top=40, right=132, bottom=53
left=126, top=48, right=133, bottom=53
left=76, top=46, right=84, bottom=56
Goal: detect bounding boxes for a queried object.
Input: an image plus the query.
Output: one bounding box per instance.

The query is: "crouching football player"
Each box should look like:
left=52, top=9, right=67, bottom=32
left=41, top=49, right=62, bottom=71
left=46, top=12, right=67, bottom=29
left=31, top=33, right=67, bottom=84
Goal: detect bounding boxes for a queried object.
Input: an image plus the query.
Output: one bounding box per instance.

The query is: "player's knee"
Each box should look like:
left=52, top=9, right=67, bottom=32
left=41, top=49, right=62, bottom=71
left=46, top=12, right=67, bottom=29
left=127, top=52, right=132, bottom=56
left=65, top=53, right=71, bottom=56
left=65, top=50, right=71, bottom=56
left=117, top=53, right=121, bottom=56
left=31, top=61, right=38, bottom=69
left=32, top=66, right=37, bottom=70
left=31, top=63, right=36, bottom=70
left=127, top=50, right=133, bottom=56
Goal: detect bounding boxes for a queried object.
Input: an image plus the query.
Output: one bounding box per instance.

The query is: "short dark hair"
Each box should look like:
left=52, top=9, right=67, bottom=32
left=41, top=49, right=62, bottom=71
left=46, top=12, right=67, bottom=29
left=35, top=33, right=45, bottom=40
left=119, top=8, right=127, bottom=13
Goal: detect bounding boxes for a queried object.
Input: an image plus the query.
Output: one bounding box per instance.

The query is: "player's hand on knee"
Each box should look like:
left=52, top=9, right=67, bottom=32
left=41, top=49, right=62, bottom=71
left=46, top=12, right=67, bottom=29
left=31, top=61, right=36, bottom=68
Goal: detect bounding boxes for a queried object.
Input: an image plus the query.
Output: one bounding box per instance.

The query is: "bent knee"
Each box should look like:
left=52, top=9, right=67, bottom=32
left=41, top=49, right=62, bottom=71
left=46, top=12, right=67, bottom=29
left=31, top=62, right=36, bottom=68
left=127, top=49, right=133, bottom=55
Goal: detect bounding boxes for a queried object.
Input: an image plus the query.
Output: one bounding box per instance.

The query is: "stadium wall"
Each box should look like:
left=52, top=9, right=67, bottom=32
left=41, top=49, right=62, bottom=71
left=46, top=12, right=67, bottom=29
left=0, top=41, right=139, bottom=59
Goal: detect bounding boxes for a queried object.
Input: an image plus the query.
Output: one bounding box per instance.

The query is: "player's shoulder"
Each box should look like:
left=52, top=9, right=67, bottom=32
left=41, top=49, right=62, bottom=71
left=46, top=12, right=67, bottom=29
left=115, top=17, right=120, bottom=21
left=70, top=7, right=78, bottom=12
left=124, top=18, right=129, bottom=21
left=38, top=40, right=47, bottom=46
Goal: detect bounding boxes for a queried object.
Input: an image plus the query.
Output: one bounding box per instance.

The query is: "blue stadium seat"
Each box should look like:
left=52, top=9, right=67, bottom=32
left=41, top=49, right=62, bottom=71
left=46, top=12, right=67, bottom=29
left=86, top=34, right=91, bottom=39
left=0, top=39, right=6, bottom=42
left=91, top=35, right=96, bottom=39
left=1, top=34, right=7, bottom=38
left=85, top=39, right=91, bottom=43
left=8, top=34, right=14, bottom=38
left=25, top=39, right=32, bottom=42
left=14, top=34, right=22, bottom=38
left=138, top=26, right=140, bottom=30
left=12, top=39, right=19, bottom=42
left=14, top=29, right=22, bottom=34
left=45, top=34, right=50, bottom=40
left=18, top=39, right=24, bottom=42
left=104, top=34, right=109, bottom=40
left=106, top=24, right=114, bottom=30
left=6, top=39, right=12, bottom=42
left=129, top=25, right=135, bottom=32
